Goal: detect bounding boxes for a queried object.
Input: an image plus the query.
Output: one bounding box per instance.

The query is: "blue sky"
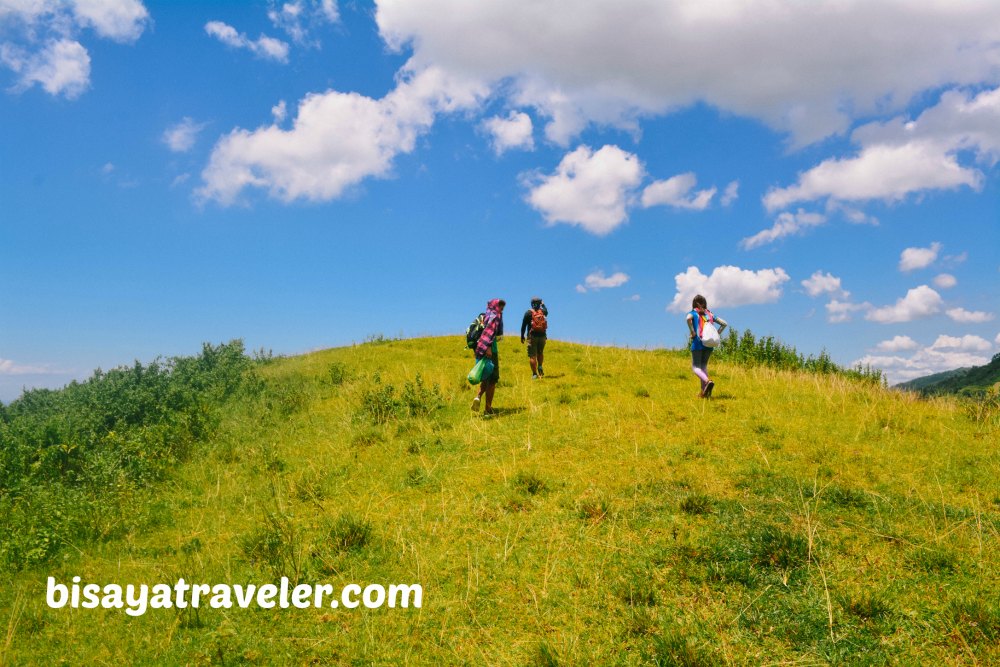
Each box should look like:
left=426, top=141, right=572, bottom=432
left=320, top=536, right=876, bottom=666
left=2, top=0, right=999, bottom=401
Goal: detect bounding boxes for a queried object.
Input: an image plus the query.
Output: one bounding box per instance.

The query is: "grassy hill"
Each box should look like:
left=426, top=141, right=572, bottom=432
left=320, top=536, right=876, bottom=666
left=2, top=336, right=999, bottom=665
left=898, top=353, right=1000, bottom=397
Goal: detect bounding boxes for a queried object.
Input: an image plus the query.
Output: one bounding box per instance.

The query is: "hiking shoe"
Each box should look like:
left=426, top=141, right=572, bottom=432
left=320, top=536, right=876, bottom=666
left=538, top=368, right=544, bottom=377
left=472, top=396, right=481, bottom=412
left=532, top=374, right=539, bottom=380
left=705, top=381, right=715, bottom=398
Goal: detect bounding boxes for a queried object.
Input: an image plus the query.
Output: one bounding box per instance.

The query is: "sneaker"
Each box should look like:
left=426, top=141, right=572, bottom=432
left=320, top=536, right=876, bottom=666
left=532, top=374, right=539, bottom=380
left=472, top=396, right=481, bottom=412
left=538, top=368, right=544, bottom=377
left=704, top=381, right=715, bottom=398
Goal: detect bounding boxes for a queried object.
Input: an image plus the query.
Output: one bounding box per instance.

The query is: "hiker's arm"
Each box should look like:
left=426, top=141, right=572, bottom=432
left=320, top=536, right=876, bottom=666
left=714, top=315, right=728, bottom=333
left=520, top=311, right=530, bottom=342
left=686, top=313, right=697, bottom=340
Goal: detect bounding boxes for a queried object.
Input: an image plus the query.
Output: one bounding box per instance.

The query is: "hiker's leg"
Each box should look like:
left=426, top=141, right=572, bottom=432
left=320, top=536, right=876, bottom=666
left=484, top=382, right=496, bottom=411
left=536, top=342, right=544, bottom=375
left=691, top=350, right=709, bottom=391
left=529, top=356, right=538, bottom=375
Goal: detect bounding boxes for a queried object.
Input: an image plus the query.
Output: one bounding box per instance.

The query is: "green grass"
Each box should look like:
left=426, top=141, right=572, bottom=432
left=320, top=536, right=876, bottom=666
left=2, top=335, right=999, bottom=665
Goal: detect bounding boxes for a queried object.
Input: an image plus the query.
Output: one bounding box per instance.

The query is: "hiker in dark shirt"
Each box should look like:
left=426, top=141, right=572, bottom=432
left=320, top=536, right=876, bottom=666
left=520, top=297, right=548, bottom=379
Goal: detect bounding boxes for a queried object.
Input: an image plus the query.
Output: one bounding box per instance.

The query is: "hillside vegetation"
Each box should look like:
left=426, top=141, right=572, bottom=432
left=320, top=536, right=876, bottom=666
left=1, top=335, right=999, bottom=665
left=898, top=353, right=1000, bottom=398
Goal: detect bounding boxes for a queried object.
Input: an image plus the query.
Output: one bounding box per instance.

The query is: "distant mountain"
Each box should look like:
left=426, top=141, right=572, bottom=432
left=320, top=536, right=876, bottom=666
left=896, top=353, right=1000, bottom=396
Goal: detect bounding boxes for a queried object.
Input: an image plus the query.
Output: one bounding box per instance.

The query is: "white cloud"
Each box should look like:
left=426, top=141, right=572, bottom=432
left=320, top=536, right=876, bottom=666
left=271, top=100, right=287, bottom=123
left=0, top=358, right=54, bottom=375
left=1, top=38, right=91, bottom=98
left=162, top=117, right=207, bottom=153
left=996, top=332, right=1000, bottom=347
left=376, top=1, right=1000, bottom=147
left=0, top=0, right=147, bottom=98
left=71, top=0, right=150, bottom=42
left=801, top=271, right=848, bottom=299
left=524, top=144, right=643, bottom=235
left=205, top=21, right=290, bottom=63
left=854, top=348, right=991, bottom=385
left=625, top=294, right=640, bottom=302
left=899, top=242, right=941, bottom=272
left=721, top=180, right=739, bottom=207
left=641, top=172, right=715, bottom=211
left=866, top=285, right=943, bottom=323
left=740, top=209, right=826, bottom=250
left=483, top=111, right=534, bottom=155
left=826, top=200, right=878, bottom=225
left=933, top=273, right=957, bottom=289
left=268, top=1, right=339, bottom=44
left=667, top=265, right=789, bottom=313
left=764, top=85, right=1000, bottom=211
left=825, top=299, right=870, bottom=324
left=946, top=308, right=995, bottom=324
left=874, top=335, right=919, bottom=352
left=199, top=66, right=488, bottom=204
left=930, top=334, right=993, bottom=352
left=576, top=270, right=630, bottom=293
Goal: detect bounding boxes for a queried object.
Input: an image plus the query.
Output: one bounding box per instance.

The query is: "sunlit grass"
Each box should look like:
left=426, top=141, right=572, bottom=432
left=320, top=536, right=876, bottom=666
left=2, top=335, right=998, bottom=665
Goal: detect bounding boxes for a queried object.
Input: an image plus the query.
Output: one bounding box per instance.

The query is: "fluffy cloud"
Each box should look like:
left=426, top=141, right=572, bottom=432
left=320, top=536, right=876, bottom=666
left=1, top=38, right=90, bottom=98
left=874, top=335, right=919, bottom=352
left=0, top=358, right=53, bottom=375
left=826, top=299, right=870, bottom=324
left=198, top=66, right=488, bottom=204
left=268, top=0, right=340, bottom=43
left=376, top=1, right=1000, bottom=147
left=933, top=273, right=957, bottom=289
left=0, top=0, right=148, bottom=98
left=866, top=285, right=943, bottom=323
left=855, top=348, right=991, bottom=385
left=860, top=332, right=994, bottom=383
left=205, top=21, right=290, bottom=62
left=765, top=85, right=1000, bottom=211
left=720, top=180, right=739, bottom=207
left=930, top=334, right=993, bottom=352
left=483, top=111, right=534, bottom=155
left=801, top=271, right=848, bottom=299
left=946, top=308, right=995, bottom=323
left=524, top=144, right=644, bottom=235
left=740, top=210, right=826, bottom=250
left=575, top=270, right=630, bottom=293
left=641, top=172, right=715, bottom=211
left=899, top=242, right=941, bottom=272
left=162, top=117, right=207, bottom=153
left=667, top=265, right=790, bottom=313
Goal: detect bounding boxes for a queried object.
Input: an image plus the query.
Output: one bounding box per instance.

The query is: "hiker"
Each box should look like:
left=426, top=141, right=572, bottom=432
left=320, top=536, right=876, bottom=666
left=520, top=297, right=548, bottom=379
left=686, top=294, right=728, bottom=398
left=473, top=298, right=505, bottom=415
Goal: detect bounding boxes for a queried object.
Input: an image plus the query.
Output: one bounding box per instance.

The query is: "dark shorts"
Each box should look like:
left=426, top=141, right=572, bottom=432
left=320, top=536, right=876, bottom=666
left=485, top=351, right=500, bottom=384
left=526, top=335, right=546, bottom=358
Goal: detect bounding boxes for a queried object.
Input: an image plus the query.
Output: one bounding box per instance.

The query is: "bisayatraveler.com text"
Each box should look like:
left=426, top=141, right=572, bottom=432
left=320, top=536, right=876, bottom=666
left=46, top=577, right=422, bottom=616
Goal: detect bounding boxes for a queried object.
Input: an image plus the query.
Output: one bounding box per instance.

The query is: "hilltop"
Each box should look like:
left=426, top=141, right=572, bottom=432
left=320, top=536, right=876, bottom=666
left=1, top=336, right=998, bottom=665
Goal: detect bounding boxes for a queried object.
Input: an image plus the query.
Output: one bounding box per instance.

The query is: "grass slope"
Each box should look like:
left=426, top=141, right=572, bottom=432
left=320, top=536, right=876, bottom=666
left=3, top=336, right=1000, bottom=665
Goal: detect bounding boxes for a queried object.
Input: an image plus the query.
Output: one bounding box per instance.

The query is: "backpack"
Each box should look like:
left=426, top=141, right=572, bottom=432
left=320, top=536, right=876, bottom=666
left=466, top=313, right=486, bottom=349
left=699, top=311, right=721, bottom=348
left=530, top=308, right=547, bottom=334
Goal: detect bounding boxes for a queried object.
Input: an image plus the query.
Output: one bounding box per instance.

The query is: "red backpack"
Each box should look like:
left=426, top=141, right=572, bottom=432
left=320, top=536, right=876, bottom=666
left=530, top=308, right=547, bottom=333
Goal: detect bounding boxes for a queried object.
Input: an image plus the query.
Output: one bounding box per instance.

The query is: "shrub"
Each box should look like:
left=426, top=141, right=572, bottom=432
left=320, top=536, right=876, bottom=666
left=514, top=471, right=549, bottom=496
left=327, top=514, right=373, bottom=552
